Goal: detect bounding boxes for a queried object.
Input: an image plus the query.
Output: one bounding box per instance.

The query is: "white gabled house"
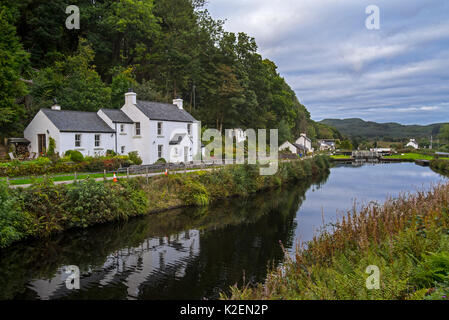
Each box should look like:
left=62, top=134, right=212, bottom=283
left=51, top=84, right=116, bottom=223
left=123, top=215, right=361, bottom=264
left=406, top=139, right=419, bottom=150
left=24, top=91, right=201, bottom=164
left=295, top=133, right=313, bottom=153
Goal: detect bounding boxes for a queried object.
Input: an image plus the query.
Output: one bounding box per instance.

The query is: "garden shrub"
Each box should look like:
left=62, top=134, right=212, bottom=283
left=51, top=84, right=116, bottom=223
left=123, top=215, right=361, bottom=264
left=69, top=150, right=84, bottom=163
left=129, top=151, right=143, bottom=165
left=0, top=183, right=32, bottom=248
left=182, top=178, right=210, bottom=206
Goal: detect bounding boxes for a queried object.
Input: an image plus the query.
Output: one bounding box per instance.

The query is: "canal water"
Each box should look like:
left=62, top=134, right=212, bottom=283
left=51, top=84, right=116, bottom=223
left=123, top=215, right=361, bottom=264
left=0, top=162, right=446, bottom=300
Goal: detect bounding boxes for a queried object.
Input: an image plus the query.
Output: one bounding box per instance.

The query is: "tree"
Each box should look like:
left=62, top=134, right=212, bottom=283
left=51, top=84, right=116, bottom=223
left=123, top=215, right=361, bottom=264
left=0, top=5, right=29, bottom=136
left=438, top=124, right=449, bottom=143
left=31, top=39, right=111, bottom=115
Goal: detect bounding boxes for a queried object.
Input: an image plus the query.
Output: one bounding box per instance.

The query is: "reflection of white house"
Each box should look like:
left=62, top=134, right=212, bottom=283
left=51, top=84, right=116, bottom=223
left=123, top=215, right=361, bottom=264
left=295, top=133, right=313, bottom=153
left=29, top=229, right=201, bottom=300
left=318, top=139, right=336, bottom=151
left=406, top=139, right=419, bottom=149
left=24, top=91, right=200, bottom=164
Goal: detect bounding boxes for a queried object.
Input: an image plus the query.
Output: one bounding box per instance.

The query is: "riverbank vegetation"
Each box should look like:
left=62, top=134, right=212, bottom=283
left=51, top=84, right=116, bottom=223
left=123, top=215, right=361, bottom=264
left=224, top=181, right=449, bottom=300
left=0, top=156, right=330, bottom=248
left=430, top=159, right=449, bottom=177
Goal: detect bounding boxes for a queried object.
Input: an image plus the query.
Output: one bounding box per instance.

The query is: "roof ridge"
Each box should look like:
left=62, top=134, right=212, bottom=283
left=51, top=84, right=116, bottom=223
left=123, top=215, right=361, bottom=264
left=41, top=108, right=99, bottom=114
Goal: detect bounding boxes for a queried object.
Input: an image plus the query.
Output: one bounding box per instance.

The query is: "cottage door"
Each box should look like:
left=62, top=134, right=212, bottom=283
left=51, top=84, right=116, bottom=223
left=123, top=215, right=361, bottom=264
left=38, top=134, right=46, bottom=155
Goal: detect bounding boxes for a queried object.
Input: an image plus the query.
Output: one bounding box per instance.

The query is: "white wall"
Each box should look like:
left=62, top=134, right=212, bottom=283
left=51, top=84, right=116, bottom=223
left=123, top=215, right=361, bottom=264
left=279, top=141, right=297, bottom=154
left=120, top=103, right=151, bottom=164
left=60, top=132, right=115, bottom=157
left=97, top=109, right=135, bottom=155
left=120, top=99, right=200, bottom=164
left=24, top=110, right=61, bottom=156
left=296, top=135, right=312, bottom=152
left=149, top=120, right=199, bottom=164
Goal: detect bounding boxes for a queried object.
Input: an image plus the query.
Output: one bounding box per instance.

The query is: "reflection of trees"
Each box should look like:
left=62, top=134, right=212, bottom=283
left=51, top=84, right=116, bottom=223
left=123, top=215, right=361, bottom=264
left=0, top=172, right=329, bottom=300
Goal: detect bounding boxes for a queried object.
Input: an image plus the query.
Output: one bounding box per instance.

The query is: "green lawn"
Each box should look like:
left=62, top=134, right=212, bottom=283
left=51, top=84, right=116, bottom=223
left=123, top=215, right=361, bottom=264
left=382, top=153, right=449, bottom=161
left=330, top=155, right=352, bottom=159
left=1, top=172, right=130, bottom=186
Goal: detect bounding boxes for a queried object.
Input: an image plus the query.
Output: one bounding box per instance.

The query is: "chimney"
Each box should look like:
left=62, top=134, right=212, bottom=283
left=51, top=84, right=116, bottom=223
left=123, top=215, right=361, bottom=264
left=125, top=89, right=137, bottom=105
left=51, top=98, right=61, bottom=110
left=173, top=98, right=183, bottom=110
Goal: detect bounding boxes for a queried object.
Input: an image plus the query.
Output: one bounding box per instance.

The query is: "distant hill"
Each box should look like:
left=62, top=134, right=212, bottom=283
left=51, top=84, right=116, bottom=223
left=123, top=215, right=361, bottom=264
left=319, top=118, right=447, bottom=140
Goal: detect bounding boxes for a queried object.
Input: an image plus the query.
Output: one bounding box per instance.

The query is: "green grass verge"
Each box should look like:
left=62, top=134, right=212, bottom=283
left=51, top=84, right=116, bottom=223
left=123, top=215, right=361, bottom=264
left=330, top=155, right=352, bottom=159
left=383, top=153, right=449, bottom=161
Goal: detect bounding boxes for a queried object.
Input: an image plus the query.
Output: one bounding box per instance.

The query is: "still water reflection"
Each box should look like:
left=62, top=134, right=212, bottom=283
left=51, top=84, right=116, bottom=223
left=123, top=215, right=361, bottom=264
left=0, top=163, right=445, bottom=300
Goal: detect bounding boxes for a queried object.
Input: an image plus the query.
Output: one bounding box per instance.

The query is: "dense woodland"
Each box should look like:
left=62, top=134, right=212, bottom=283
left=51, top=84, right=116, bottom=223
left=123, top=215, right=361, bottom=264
left=0, top=0, right=341, bottom=144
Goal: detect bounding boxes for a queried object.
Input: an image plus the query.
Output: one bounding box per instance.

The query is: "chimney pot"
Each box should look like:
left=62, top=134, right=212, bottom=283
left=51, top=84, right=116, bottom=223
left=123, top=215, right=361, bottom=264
left=51, top=105, right=61, bottom=111
left=173, top=98, right=183, bottom=110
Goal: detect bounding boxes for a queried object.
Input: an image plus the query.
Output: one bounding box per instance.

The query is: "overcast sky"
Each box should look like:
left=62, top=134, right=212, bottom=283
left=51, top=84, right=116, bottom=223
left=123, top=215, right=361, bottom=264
left=206, top=0, right=449, bottom=125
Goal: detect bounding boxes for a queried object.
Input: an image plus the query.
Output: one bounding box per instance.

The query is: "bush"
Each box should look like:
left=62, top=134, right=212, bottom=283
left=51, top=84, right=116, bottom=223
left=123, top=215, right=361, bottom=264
left=128, top=151, right=143, bottom=165
left=0, top=183, right=32, bottom=248
left=106, top=149, right=116, bottom=156
left=155, top=158, right=166, bottom=164
left=69, top=150, right=84, bottom=163
left=182, top=178, right=210, bottom=206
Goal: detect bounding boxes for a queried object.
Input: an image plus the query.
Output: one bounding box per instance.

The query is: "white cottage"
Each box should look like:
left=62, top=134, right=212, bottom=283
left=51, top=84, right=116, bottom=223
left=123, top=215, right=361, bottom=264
left=406, top=139, right=419, bottom=150
left=24, top=91, right=201, bottom=164
left=295, top=133, right=313, bottom=153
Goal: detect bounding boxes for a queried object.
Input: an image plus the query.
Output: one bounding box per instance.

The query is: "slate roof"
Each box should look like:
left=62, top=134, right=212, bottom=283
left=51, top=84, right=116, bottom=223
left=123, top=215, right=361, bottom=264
left=293, top=143, right=307, bottom=152
left=169, top=134, right=186, bottom=145
left=41, top=109, right=115, bottom=133
left=100, top=108, right=134, bottom=124
left=135, top=100, right=196, bottom=123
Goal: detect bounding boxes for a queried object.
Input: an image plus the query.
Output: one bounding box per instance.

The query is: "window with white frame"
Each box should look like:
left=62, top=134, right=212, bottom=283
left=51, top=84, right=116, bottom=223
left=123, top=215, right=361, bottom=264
left=75, top=134, right=81, bottom=147
left=135, top=122, right=141, bottom=136
left=157, top=122, right=163, bottom=135
left=95, top=134, right=101, bottom=147
left=187, top=123, right=192, bottom=135
left=121, top=146, right=125, bottom=154
left=120, top=124, right=125, bottom=133
left=158, top=145, right=163, bottom=158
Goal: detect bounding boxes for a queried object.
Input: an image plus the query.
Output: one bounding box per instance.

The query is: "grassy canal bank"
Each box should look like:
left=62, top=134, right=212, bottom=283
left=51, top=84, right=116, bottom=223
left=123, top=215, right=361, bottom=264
left=0, top=156, right=330, bottom=248
left=224, top=164, right=449, bottom=300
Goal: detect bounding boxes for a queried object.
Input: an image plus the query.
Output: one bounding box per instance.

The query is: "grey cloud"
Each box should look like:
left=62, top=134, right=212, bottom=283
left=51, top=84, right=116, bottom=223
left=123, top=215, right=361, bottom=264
left=207, top=0, right=449, bottom=124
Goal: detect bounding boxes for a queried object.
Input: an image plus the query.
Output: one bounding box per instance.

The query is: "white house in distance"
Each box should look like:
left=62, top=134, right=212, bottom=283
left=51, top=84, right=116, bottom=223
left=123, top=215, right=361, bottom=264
left=295, top=133, right=313, bottom=153
left=279, top=140, right=307, bottom=156
left=24, top=91, right=200, bottom=164
left=318, top=139, right=336, bottom=151
left=406, top=139, right=419, bottom=149
left=279, top=133, right=313, bottom=155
